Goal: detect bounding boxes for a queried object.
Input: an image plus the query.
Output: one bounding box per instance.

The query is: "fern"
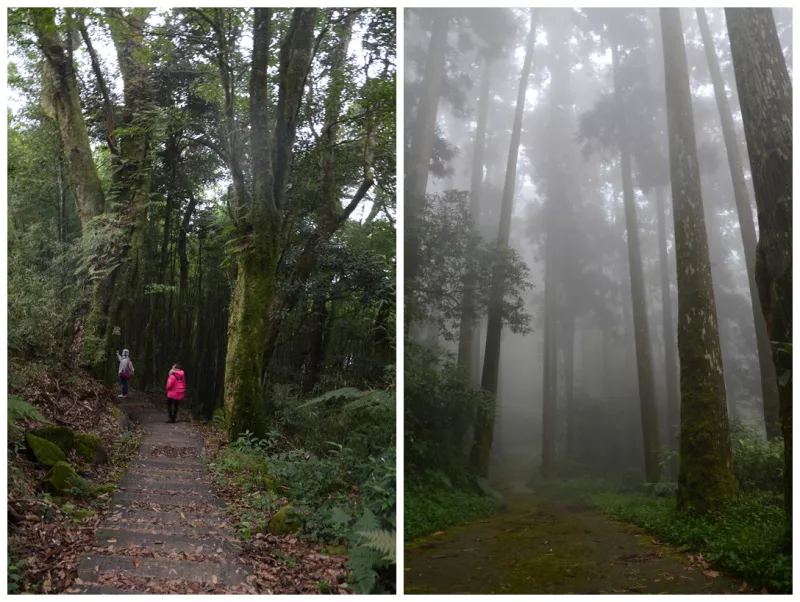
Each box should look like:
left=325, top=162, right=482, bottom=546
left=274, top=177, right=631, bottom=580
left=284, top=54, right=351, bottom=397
left=8, top=395, right=50, bottom=425
left=298, top=387, right=361, bottom=408
left=357, top=529, right=396, bottom=563
left=346, top=508, right=396, bottom=594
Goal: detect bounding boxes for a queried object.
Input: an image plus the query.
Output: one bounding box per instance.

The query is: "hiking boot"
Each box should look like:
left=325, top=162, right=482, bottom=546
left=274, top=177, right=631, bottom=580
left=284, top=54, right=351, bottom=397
left=117, top=394, right=125, bottom=398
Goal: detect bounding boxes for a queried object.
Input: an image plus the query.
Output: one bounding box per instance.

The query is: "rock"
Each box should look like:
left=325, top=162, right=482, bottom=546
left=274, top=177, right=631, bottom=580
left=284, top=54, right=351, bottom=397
left=30, top=426, right=76, bottom=454
left=269, top=505, right=301, bottom=535
left=115, top=410, right=135, bottom=432
left=75, top=433, right=109, bottom=465
left=26, top=433, right=67, bottom=467
left=42, top=461, right=89, bottom=496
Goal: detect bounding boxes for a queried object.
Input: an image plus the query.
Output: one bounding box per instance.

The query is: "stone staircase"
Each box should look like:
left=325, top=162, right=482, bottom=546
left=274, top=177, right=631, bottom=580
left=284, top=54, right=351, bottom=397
left=68, top=396, right=254, bottom=594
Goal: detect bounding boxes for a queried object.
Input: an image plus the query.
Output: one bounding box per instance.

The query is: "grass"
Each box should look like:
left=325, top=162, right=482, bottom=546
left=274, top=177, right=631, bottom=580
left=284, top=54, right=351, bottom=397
left=588, top=491, right=790, bottom=593
left=405, top=483, right=499, bottom=540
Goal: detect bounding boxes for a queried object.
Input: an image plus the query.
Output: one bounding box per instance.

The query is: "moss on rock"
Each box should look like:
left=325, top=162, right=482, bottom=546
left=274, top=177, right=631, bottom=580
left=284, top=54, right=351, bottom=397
left=26, top=433, right=67, bottom=467
left=42, top=461, right=88, bottom=495
left=269, top=505, right=301, bottom=534
left=73, top=508, right=97, bottom=519
left=74, top=433, right=108, bottom=464
left=30, top=426, right=76, bottom=453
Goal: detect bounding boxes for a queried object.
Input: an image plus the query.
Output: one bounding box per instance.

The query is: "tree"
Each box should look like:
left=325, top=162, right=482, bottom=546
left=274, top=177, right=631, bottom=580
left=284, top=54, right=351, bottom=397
left=725, top=6, right=792, bottom=541
left=471, top=9, right=537, bottom=475
left=696, top=8, right=780, bottom=440
left=660, top=7, right=738, bottom=513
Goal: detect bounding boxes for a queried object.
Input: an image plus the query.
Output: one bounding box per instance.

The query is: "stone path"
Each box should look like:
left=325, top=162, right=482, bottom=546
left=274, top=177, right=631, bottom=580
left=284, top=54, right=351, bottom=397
left=69, top=395, right=253, bottom=594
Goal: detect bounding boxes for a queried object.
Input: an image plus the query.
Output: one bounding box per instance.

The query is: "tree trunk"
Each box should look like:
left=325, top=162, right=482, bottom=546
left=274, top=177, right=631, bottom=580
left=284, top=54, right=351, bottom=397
left=303, top=296, right=329, bottom=393
left=612, top=42, right=661, bottom=483
left=457, top=58, right=492, bottom=374
left=655, top=186, right=680, bottom=450
left=32, top=8, right=105, bottom=230
left=564, top=312, right=576, bottom=462
left=697, top=8, right=781, bottom=440
left=405, top=11, right=449, bottom=289
left=725, top=6, right=792, bottom=543
left=472, top=10, right=537, bottom=475
left=661, top=7, right=738, bottom=513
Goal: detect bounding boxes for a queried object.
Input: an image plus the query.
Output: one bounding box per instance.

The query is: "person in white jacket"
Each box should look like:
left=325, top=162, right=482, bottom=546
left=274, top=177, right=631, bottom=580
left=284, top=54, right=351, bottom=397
left=116, top=349, right=134, bottom=398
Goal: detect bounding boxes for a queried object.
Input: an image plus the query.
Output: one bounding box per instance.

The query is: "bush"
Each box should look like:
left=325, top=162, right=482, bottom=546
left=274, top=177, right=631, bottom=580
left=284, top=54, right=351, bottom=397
left=729, top=421, right=783, bottom=491
left=405, top=343, right=492, bottom=476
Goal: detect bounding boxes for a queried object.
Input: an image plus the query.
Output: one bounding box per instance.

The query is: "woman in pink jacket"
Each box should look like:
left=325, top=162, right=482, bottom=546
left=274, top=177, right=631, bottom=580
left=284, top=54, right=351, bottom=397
left=165, top=363, right=186, bottom=423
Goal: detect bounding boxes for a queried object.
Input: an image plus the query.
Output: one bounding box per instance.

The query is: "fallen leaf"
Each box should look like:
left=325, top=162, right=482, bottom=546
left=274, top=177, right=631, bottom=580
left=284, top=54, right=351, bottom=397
left=739, top=582, right=748, bottom=593
left=212, top=575, right=218, bottom=584
left=702, top=570, right=720, bottom=579
left=432, top=531, right=446, bottom=536
left=107, top=538, right=117, bottom=543
left=133, top=559, right=140, bottom=568
left=761, top=587, right=769, bottom=594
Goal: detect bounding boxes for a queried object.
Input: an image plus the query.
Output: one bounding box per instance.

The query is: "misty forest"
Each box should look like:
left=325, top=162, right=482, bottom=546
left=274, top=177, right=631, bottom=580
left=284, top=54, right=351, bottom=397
left=405, top=7, right=791, bottom=594
left=8, top=8, right=395, bottom=594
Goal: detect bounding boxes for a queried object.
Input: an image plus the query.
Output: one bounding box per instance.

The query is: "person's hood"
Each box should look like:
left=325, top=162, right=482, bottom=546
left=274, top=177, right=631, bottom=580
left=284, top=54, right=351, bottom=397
left=172, top=370, right=185, bottom=379
left=122, top=349, right=129, bottom=358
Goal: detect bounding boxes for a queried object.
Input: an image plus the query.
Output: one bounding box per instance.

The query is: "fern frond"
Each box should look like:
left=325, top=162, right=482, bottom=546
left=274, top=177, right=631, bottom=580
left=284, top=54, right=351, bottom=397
left=356, top=529, right=396, bottom=563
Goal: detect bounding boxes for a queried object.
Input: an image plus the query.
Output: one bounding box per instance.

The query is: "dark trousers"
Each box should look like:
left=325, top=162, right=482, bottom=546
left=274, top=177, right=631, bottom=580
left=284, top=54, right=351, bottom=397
left=120, top=376, right=129, bottom=396
left=167, top=397, right=179, bottom=421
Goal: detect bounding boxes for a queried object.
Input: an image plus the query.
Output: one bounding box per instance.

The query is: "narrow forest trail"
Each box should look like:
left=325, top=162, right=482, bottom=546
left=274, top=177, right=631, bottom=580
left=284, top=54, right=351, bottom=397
left=67, top=394, right=255, bottom=594
left=405, top=491, right=749, bottom=595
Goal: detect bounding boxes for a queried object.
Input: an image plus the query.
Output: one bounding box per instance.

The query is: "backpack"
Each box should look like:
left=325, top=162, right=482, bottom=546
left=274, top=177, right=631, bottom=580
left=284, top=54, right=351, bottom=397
left=122, top=360, right=134, bottom=380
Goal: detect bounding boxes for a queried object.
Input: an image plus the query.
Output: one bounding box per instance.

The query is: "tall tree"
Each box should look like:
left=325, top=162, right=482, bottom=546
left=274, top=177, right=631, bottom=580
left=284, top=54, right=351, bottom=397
left=472, top=9, right=537, bottom=475
left=696, top=8, right=780, bottom=440
left=405, top=10, right=449, bottom=289
left=610, top=26, right=660, bottom=483
left=725, top=6, right=792, bottom=542
left=660, top=7, right=738, bottom=513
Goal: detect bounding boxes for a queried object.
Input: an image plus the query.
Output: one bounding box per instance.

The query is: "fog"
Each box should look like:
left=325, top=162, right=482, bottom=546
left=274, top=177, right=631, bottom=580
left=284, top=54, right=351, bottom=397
left=405, top=7, right=792, bottom=487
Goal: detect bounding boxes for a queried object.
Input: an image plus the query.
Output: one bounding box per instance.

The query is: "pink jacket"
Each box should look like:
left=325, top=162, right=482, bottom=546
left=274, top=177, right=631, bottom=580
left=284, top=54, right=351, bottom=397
left=166, top=370, right=186, bottom=400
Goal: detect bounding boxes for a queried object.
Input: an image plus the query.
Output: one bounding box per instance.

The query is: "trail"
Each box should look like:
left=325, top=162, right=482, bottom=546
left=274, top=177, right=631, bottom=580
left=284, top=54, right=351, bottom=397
left=405, top=491, right=748, bottom=595
left=68, top=394, right=254, bottom=594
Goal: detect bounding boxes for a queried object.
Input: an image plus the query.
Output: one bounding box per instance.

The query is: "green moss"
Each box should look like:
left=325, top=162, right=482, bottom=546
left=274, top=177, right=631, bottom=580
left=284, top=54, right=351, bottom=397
left=73, top=508, right=97, bottom=519
left=112, top=406, right=121, bottom=419
left=502, top=547, right=596, bottom=590
left=74, top=433, right=108, bottom=464
left=42, top=461, right=88, bottom=494
left=61, top=502, right=76, bottom=515
left=263, top=475, right=280, bottom=495
left=323, top=545, right=348, bottom=556
left=26, top=433, right=67, bottom=467
left=30, top=426, right=75, bottom=454
left=92, top=484, right=116, bottom=495
left=269, top=505, right=301, bottom=534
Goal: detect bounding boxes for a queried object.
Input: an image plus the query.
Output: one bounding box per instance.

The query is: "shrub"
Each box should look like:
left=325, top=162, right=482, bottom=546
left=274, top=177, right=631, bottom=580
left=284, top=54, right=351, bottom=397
left=729, top=421, right=783, bottom=491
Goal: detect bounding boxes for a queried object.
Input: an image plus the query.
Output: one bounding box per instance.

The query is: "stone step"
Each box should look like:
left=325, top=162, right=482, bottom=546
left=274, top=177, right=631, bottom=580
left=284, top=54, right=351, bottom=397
left=94, top=528, right=241, bottom=555
left=113, top=491, right=224, bottom=508
left=78, top=555, right=252, bottom=585
left=66, top=585, right=142, bottom=595
left=102, top=521, right=236, bottom=539
left=107, top=509, right=230, bottom=527
left=122, top=470, right=213, bottom=485
left=118, top=478, right=213, bottom=494
left=129, top=458, right=207, bottom=471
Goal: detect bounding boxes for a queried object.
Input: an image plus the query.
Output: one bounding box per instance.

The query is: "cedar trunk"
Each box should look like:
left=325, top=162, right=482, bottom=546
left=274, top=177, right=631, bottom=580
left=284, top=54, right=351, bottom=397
left=660, top=7, right=738, bottom=513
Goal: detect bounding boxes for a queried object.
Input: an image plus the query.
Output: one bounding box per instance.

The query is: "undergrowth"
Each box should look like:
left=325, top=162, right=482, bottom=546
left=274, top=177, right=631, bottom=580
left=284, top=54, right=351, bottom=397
left=205, top=384, right=395, bottom=594
left=589, top=491, right=790, bottom=593
left=405, top=479, right=499, bottom=541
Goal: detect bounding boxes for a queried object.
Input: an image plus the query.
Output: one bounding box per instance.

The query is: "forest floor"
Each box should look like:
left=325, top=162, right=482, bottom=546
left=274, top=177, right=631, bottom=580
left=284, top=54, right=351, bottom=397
left=67, top=392, right=348, bottom=594
left=405, top=484, right=755, bottom=595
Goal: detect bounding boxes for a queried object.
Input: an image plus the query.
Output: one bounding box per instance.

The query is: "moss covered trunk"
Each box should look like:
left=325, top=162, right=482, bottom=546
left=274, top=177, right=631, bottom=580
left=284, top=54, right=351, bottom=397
left=660, top=7, right=738, bottom=513
left=697, top=8, right=781, bottom=441
left=725, top=6, right=792, bottom=541
left=612, top=42, right=660, bottom=483
left=472, top=10, right=537, bottom=476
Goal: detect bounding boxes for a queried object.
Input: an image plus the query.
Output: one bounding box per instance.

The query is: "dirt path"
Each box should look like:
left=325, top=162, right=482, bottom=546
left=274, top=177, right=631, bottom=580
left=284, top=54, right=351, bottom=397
left=405, top=492, right=748, bottom=595
left=68, top=394, right=255, bottom=594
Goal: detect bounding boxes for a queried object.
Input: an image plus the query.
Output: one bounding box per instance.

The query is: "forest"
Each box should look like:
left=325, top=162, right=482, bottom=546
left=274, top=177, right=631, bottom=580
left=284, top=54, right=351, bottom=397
left=404, top=7, right=792, bottom=595
left=8, top=8, right=395, bottom=594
